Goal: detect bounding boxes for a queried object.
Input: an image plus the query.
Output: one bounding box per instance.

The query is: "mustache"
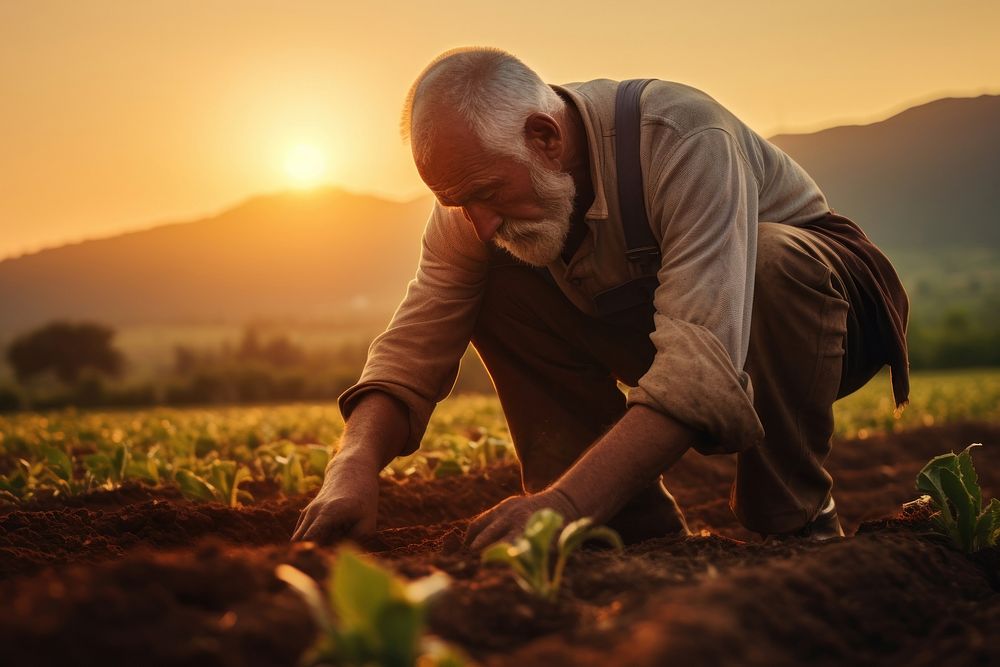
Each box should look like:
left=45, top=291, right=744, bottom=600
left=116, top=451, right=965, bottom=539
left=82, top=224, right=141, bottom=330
left=496, top=218, right=546, bottom=242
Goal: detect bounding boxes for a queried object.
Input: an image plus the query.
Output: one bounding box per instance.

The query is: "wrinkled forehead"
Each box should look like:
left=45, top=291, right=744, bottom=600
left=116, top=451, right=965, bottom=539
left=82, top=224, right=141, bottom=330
left=416, top=138, right=526, bottom=208
left=410, top=101, right=479, bottom=161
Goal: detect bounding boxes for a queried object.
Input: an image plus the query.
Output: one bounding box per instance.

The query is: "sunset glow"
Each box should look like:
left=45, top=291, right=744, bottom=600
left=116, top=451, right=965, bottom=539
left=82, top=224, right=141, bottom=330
left=1, top=2, right=999, bottom=258
left=283, top=144, right=328, bottom=189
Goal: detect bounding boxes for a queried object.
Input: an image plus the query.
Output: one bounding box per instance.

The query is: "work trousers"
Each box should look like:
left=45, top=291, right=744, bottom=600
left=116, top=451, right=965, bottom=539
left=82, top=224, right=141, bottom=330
left=470, top=221, right=885, bottom=538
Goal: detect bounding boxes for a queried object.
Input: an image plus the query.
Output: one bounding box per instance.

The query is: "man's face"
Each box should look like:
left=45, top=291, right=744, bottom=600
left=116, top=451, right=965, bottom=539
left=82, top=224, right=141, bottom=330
left=491, top=154, right=576, bottom=266
left=415, top=114, right=576, bottom=267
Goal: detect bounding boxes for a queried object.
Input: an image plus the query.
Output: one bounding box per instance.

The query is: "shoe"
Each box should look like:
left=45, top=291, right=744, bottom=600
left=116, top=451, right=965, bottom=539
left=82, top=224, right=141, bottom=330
left=795, top=495, right=845, bottom=541
left=762, top=495, right=845, bottom=542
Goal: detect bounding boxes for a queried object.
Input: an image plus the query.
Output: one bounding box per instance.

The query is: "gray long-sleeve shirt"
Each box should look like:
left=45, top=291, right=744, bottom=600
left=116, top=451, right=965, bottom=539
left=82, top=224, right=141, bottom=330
left=339, top=79, right=831, bottom=456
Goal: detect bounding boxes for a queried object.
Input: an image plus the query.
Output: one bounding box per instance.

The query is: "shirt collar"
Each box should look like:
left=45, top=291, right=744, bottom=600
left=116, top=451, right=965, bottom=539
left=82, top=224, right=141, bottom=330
left=550, top=83, right=610, bottom=221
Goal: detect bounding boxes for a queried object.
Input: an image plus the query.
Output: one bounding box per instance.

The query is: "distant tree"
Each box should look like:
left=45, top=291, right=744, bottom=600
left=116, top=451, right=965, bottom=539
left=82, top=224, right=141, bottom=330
left=237, top=327, right=262, bottom=361
left=6, top=321, right=125, bottom=385
left=260, top=335, right=306, bottom=367
left=172, top=344, right=208, bottom=375
left=236, top=327, right=305, bottom=367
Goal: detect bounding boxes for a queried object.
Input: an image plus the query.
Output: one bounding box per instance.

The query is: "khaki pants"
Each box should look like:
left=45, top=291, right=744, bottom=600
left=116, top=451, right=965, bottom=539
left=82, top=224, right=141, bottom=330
left=471, top=222, right=885, bottom=538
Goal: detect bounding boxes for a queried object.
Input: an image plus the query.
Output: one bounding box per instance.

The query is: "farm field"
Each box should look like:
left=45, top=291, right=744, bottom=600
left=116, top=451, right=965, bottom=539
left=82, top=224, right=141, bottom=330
left=1, top=369, right=998, bottom=665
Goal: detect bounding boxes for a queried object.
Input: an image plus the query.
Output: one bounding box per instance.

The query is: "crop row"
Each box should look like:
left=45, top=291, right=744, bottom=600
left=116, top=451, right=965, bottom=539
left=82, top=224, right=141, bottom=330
left=1, top=371, right=996, bottom=505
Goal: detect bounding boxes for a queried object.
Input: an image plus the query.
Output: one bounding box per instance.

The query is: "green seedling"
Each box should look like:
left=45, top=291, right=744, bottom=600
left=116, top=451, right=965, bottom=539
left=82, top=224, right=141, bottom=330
left=257, top=441, right=328, bottom=495
left=275, top=449, right=309, bottom=495
left=425, top=451, right=465, bottom=478
left=83, top=441, right=160, bottom=488
left=481, top=508, right=624, bottom=602
left=209, top=459, right=254, bottom=506
left=302, top=444, right=331, bottom=476
left=176, top=460, right=253, bottom=507
left=1, top=445, right=155, bottom=503
left=36, top=444, right=93, bottom=496
left=0, top=459, right=42, bottom=503
left=467, top=434, right=513, bottom=469
left=175, top=469, right=217, bottom=503
left=916, top=443, right=999, bottom=552
left=276, top=547, right=464, bottom=667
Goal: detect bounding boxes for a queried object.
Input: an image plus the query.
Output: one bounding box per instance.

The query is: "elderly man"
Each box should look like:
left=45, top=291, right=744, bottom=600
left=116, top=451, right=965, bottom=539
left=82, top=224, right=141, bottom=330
left=293, top=47, right=909, bottom=548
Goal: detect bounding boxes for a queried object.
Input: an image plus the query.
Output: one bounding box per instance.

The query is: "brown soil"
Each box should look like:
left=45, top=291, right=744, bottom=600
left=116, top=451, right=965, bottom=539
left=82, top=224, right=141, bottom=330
left=1, top=423, right=998, bottom=666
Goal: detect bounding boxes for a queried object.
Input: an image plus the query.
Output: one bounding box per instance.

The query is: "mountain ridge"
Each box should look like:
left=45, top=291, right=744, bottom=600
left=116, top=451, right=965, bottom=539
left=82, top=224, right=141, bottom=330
left=1, top=94, right=997, bottom=335
left=1, top=187, right=432, bottom=263
left=768, top=94, right=999, bottom=248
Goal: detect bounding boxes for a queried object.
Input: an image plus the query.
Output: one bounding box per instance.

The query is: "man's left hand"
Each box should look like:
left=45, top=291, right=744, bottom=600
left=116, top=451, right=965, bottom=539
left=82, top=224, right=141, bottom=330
left=464, top=488, right=579, bottom=552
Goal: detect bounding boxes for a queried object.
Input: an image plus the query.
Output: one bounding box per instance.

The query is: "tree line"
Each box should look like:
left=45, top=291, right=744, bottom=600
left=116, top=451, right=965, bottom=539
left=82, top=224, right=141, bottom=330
left=1, top=316, right=996, bottom=412
left=0, top=321, right=493, bottom=411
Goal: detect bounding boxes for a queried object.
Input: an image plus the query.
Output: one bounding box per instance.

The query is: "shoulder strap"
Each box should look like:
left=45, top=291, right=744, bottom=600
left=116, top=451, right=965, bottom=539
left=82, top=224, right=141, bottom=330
left=614, top=78, right=660, bottom=269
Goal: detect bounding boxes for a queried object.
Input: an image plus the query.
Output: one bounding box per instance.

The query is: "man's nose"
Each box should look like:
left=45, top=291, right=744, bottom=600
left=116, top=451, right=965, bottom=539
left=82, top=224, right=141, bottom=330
left=463, top=203, right=503, bottom=242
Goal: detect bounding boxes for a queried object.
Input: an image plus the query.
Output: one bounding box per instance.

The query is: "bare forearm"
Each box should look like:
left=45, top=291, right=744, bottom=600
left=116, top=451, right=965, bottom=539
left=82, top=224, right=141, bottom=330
left=548, top=404, right=695, bottom=523
left=333, top=391, right=410, bottom=472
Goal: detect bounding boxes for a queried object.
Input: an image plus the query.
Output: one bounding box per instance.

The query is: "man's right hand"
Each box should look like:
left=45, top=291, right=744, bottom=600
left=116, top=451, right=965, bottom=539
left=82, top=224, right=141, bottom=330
left=290, top=390, right=410, bottom=544
left=291, top=456, right=380, bottom=543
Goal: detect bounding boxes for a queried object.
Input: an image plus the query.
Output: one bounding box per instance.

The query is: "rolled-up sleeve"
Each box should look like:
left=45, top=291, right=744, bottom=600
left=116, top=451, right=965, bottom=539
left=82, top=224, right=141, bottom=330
left=338, top=204, right=489, bottom=455
left=626, top=127, right=765, bottom=455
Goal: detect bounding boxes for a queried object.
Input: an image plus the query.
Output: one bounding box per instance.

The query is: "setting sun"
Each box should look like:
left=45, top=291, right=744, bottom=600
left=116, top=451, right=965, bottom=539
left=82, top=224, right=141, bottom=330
left=284, top=144, right=328, bottom=188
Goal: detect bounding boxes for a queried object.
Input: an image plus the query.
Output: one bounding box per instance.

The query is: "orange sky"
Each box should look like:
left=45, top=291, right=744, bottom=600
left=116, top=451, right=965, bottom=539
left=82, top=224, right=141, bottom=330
left=2, top=1, right=999, bottom=260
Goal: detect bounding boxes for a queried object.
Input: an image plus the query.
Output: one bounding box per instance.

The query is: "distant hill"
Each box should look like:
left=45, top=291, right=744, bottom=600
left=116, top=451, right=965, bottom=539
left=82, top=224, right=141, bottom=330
left=1, top=94, right=997, bottom=337
left=0, top=188, right=433, bottom=335
left=769, top=94, right=1000, bottom=249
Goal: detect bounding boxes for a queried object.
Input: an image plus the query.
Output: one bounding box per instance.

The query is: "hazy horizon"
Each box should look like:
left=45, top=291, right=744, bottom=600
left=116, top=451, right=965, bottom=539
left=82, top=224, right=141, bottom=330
left=3, top=1, right=999, bottom=260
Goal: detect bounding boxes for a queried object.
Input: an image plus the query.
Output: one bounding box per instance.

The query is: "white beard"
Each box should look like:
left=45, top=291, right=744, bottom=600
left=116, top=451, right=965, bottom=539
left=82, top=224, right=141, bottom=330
left=492, top=156, right=576, bottom=267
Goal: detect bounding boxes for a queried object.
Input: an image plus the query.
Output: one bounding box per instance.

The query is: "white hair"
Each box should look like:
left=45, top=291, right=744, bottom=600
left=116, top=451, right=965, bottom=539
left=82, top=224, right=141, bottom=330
left=401, top=47, right=566, bottom=164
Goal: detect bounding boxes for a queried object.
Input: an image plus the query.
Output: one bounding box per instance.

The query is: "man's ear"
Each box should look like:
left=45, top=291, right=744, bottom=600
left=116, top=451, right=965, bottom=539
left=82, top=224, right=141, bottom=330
left=523, top=113, right=562, bottom=164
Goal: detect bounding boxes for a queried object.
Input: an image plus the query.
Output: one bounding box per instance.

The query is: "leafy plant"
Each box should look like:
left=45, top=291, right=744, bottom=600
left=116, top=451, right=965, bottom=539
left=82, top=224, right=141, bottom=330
left=208, top=460, right=254, bottom=506
left=481, top=508, right=623, bottom=602
left=276, top=547, right=464, bottom=667
left=0, top=458, right=42, bottom=503
left=263, top=441, right=327, bottom=495
left=916, top=443, right=999, bottom=552
left=36, top=444, right=94, bottom=496
left=176, top=460, right=254, bottom=507
left=83, top=441, right=160, bottom=488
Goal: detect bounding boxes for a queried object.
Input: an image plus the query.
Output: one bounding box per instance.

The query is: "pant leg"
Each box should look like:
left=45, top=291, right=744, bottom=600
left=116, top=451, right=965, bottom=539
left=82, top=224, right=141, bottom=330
left=471, top=248, right=688, bottom=541
left=732, top=222, right=881, bottom=535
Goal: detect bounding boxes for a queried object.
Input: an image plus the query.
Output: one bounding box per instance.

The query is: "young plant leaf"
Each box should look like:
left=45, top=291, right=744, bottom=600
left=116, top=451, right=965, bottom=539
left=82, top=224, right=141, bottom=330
left=974, top=500, right=998, bottom=551
left=482, top=541, right=534, bottom=588
left=404, top=571, right=451, bottom=605
left=523, top=508, right=563, bottom=593
left=560, top=521, right=625, bottom=555
left=303, top=445, right=330, bottom=476
left=83, top=453, right=113, bottom=480
left=374, top=600, right=423, bottom=665
left=433, top=458, right=464, bottom=478
left=481, top=509, right=624, bottom=602
left=552, top=518, right=625, bottom=597
left=175, top=469, right=217, bottom=502
left=916, top=443, right=997, bottom=553
left=279, top=547, right=460, bottom=667
left=332, top=549, right=400, bottom=637
left=275, top=564, right=333, bottom=635
left=40, top=445, right=73, bottom=481
left=956, top=443, right=983, bottom=509
left=916, top=454, right=957, bottom=527
left=112, top=443, right=129, bottom=482
left=939, top=467, right=976, bottom=551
